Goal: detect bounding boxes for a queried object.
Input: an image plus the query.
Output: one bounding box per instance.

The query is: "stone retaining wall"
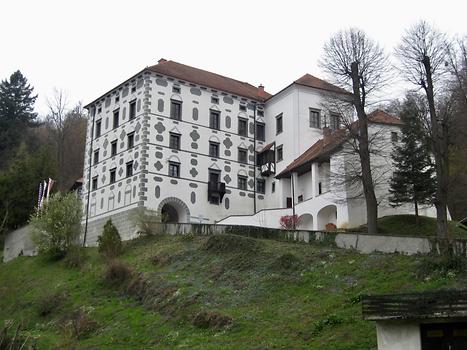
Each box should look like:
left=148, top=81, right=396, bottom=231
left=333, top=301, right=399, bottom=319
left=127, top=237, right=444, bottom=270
left=4, top=221, right=466, bottom=263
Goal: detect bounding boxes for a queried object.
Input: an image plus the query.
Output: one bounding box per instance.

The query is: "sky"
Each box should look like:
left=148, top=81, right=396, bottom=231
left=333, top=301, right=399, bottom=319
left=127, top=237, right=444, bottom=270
left=1, top=0, right=466, bottom=116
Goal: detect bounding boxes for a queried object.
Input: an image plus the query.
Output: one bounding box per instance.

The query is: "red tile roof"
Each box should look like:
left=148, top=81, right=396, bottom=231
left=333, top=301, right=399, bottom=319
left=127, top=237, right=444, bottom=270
left=294, top=74, right=352, bottom=95
left=148, top=59, right=271, bottom=101
left=276, top=110, right=402, bottom=178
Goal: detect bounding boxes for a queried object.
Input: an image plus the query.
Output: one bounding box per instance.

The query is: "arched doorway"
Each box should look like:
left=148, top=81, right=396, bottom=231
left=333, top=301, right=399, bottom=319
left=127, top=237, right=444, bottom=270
left=317, top=205, right=337, bottom=230
left=157, top=197, right=191, bottom=223
left=299, top=213, right=314, bottom=230
left=161, top=203, right=179, bottom=223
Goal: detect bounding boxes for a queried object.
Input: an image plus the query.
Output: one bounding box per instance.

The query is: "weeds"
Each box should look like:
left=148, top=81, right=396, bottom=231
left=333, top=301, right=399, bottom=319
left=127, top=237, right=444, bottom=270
left=192, top=310, right=233, bottom=330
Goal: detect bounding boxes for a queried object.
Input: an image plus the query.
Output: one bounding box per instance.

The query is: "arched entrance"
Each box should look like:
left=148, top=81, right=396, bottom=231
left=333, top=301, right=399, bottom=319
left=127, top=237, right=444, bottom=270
left=317, top=205, right=337, bottom=230
left=157, top=197, right=191, bottom=223
left=299, top=213, right=314, bottom=230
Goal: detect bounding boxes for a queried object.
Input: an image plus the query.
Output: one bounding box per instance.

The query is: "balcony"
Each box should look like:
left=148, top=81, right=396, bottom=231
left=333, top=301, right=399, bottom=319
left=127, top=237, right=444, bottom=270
left=257, top=149, right=275, bottom=177
left=208, top=181, right=226, bottom=203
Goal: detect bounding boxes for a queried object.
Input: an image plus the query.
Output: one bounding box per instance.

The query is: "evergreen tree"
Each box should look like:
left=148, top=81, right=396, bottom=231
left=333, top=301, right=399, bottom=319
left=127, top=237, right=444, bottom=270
left=0, top=70, right=38, bottom=169
left=389, top=95, right=436, bottom=224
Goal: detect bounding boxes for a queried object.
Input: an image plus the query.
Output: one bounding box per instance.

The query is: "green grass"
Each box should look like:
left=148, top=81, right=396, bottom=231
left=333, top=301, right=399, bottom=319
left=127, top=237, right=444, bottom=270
left=354, top=215, right=466, bottom=237
left=1, top=233, right=466, bottom=349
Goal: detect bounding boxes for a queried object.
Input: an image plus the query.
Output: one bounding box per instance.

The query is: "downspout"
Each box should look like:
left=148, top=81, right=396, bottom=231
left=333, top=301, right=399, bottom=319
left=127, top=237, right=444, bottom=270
left=253, top=102, right=257, bottom=214
left=83, top=107, right=95, bottom=247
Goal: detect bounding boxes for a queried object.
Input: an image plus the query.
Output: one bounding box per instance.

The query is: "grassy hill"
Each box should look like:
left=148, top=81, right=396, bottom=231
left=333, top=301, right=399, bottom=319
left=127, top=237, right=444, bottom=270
left=1, top=233, right=466, bottom=349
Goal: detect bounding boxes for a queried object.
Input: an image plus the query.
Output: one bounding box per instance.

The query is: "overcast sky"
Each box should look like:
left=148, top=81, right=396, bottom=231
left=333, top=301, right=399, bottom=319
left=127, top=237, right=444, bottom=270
left=1, top=0, right=466, bottom=116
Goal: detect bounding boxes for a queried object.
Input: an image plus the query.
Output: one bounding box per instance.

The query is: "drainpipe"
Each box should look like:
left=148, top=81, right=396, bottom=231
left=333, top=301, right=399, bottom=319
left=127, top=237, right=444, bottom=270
left=291, top=172, right=296, bottom=229
left=253, top=102, right=257, bottom=214
left=83, top=107, right=96, bottom=247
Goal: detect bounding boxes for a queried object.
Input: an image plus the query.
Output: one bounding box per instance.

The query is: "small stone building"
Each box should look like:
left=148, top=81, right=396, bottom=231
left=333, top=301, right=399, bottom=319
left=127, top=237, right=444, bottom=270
left=363, top=290, right=467, bottom=350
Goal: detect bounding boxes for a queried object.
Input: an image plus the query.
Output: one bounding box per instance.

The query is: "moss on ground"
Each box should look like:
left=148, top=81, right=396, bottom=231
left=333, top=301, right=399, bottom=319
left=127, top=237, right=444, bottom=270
left=1, top=233, right=466, bottom=349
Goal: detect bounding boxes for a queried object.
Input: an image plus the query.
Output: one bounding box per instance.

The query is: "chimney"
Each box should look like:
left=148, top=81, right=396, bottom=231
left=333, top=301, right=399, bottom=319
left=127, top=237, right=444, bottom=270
left=258, top=84, right=265, bottom=97
left=158, top=58, right=167, bottom=64
left=323, top=127, right=332, bottom=145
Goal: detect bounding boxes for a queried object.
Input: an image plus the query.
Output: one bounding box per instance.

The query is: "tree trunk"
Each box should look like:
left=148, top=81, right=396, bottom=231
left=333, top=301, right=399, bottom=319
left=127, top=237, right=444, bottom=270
left=351, top=62, right=378, bottom=234
left=414, top=200, right=419, bottom=226
left=422, top=55, right=449, bottom=244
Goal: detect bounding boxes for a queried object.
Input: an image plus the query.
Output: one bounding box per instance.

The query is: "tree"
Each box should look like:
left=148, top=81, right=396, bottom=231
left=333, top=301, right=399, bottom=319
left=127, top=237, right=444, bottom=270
left=46, top=89, right=87, bottom=190
left=0, top=143, right=56, bottom=234
left=389, top=94, right=436, bottom=224
left=0, top=71, right=38, bottom=169
left=396, top=21, right=452, bottom=242
left=30, top=192, right=83, bottom=259
left=320, top=28, right=390, bottom=233
left=97, top=219, right=123, bottom=259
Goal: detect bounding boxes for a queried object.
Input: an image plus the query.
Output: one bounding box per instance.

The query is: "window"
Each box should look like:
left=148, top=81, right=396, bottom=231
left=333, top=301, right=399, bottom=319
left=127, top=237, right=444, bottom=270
left=318, top=182, right=322, bottom=195
left=310, top=109, right=321, bottom=128
left=238, top=148, right=248, bottom=163
left=126, top=161, right=133, bottom=177
left=111, top=140, right=117, bottom=156
left=210, top=110, right=220, bottom=130
left=131, top=85, right=136, bottom=93
left=257, top=179, right=265, bottom=194
left=170, top=100, right=182, bottom=120
left=129, top=100, right=136, bottom=119
left=92, top=176, right=98, bottom=191
left=115, top=95, right=120, bottom=103
left=391, top=132, right=399, bottom=143
left=276, top=145, right=283, bottom=162
left=330, top=114, right=340, bottom=130
left=238, top=175, right=247, bottom=190
left=272, top=181, right=275, bottom=193
left=113, top=109, right=119, bottom=129
left=110, top=168, right=116, bottom=184
left=298, top=195, right=304, bottom=203
left=97, top=107, right=102, bottom=114
left=208, top=170, right=221, bottom=204
left=276, top=114, right=283, bottom=134
left=256, top=122, right=265, bottom=141
left=172, top=86, right=181, bottom=93
left=209, top=141, right=219, bottom=158
left=95, top=120, right=101, bottom=138
left=93, top=149, right=99, bottom=164
left=211, top=96, right=219, bottom=104
left=127, top=132, right=134, bottom=149
left=239, top=104, right=246, bottom=111
left=169, top=133, right=181, bottom=150
left=238, top=118, right=248, bottom=136
left=168, top=162, right=180, bottom=178
left=257, top=109, right=264, bottom=117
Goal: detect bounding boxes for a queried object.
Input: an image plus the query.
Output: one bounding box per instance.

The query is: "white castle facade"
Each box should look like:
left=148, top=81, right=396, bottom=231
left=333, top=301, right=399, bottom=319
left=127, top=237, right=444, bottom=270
left=82, top=59, right=435, bottom=242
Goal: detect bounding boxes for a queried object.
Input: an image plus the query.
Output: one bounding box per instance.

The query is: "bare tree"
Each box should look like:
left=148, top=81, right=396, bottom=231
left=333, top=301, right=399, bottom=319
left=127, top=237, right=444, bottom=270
left=46, top=89, right=87, bottom=190
left=320, top=28, right=390, bottom=233
left=395, top=21, right=452, bottom=242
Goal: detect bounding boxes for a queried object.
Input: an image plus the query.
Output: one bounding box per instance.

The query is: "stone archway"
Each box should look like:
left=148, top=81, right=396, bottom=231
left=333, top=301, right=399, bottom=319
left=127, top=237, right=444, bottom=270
left=317, top=205, right=338, bottom=230
left=299, top=213, right=314, bottom=230
left=157, top=197, right=191, bottom=223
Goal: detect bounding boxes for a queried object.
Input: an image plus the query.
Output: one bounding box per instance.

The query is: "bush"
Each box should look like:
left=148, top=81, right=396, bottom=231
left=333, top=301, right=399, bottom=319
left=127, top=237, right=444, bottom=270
left=62, top=307, right=98, bottom=340
left=418, top=254, right=467, bottom=279
left=103, top=260, right=133, bottom=286
left=30, top=192, right=83, bottom=259
left=271, top=253, right=303, bottom=271
left=97, top=220, right=123, bottom=259
left=37, top=291, right=67, bottom=317
left=192, top=310, right=233, bottom=329
left=131, top=208, right=165, bottom=236
left=64, top=245, right=87, bottom=268
left=279, top=215, right=301, bottom=230
left=312, top=314, right=343, bottom=334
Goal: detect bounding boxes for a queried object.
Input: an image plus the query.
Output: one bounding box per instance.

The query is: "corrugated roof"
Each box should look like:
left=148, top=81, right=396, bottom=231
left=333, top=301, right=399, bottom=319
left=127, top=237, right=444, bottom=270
left=148, top=59, right=271, bottom=101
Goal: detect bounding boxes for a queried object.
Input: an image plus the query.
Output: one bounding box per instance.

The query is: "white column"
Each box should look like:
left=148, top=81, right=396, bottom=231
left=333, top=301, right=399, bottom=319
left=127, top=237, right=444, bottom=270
left=311, top=162, right=319, bottom=198
left=292, top=172, right=299, bottom=205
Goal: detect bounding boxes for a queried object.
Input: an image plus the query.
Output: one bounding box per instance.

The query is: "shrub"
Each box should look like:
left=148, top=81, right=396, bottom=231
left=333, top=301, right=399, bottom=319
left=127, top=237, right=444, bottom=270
left=62, top=307, right=98, bottom=339
left=279, top=215, right=301, bottom=230
left=64, top=245, right=87, bottom=268
left=312, top=314, right=343, bottom=334
left=192, top=310, right=233, bottom=329
left=30, top=192, right=83, bottom=259
left=325, top=223, right=337, bottom=231
left=97, top=219, right=123, bottom=259
left=37, top=291, right=67, bottom=317
left=103, top=260, right=133, bottom=286
left=271, top=253, right=303, bottom=271
left=131, top=208, right=165, bottom=236
left=418, top=254, right=467, bottom=279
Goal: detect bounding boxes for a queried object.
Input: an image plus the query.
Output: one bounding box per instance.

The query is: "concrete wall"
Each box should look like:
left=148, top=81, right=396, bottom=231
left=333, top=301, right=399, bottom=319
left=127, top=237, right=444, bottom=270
left=376, top=320, right=421, bottom=350
left=3, top=226, right=37, bottom=262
